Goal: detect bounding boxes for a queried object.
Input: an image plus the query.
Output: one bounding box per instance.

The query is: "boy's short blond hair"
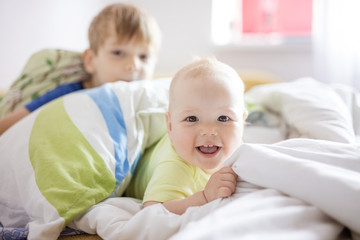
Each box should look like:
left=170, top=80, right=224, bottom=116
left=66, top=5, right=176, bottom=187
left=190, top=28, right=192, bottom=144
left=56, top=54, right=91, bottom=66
left=88, top=3, right=161, bottom=54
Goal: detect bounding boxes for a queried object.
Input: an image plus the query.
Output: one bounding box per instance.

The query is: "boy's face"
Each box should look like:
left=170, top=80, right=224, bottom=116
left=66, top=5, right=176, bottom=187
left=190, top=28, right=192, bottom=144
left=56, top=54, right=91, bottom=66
left=166, top=71, right=246, bottom=174
left=84, top=32, right=157, bottom=87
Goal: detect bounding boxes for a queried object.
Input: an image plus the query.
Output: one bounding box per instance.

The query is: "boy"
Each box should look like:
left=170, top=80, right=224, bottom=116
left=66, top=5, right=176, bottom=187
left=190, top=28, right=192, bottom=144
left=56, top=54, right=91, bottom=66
left=126, top=58, right=248, bottom=215
left=0, top=3, right=161, bottom=135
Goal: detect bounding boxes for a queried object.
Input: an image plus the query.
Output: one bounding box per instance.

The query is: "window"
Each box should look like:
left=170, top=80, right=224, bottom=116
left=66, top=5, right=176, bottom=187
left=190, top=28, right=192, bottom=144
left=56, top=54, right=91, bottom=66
left=212, top=0, right=313, bottom=46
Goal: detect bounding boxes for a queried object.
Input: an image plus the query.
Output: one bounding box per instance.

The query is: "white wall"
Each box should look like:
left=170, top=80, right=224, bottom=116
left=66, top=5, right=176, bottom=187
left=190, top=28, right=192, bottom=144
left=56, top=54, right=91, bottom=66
left=0, top=0, right=122, bottom=90
left=0, top=0, right=314, bottom=90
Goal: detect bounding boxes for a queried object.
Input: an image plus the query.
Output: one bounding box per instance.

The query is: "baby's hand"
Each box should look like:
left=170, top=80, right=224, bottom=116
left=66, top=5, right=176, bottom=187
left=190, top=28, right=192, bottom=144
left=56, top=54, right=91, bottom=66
left=203, top=166, right=238, bottom=202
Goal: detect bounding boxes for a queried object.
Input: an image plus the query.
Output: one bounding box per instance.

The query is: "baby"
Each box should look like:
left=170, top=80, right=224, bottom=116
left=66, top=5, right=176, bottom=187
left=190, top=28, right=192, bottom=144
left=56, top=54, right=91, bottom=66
left=126, top=57, right=248, bottom=214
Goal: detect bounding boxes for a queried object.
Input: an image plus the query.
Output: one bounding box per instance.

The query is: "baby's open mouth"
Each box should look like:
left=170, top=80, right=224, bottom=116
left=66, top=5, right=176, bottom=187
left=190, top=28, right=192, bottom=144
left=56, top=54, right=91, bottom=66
left=197, top=145, right=221, bottom=154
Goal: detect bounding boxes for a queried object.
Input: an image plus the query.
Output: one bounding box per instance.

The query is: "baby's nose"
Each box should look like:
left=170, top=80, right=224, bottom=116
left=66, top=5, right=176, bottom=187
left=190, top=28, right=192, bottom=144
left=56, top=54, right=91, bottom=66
left=200, top=125, right=218, bottom=136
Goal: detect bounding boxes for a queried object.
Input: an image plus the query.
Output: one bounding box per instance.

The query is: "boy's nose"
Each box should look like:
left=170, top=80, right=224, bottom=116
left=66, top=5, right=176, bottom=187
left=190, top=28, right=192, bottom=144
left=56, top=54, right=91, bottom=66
left=126, top=57, right=140, bottom=72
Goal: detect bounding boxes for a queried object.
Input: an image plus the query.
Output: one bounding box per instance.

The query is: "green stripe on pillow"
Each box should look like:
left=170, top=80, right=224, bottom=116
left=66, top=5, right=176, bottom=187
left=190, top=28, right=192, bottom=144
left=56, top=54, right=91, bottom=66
left=29, top=98, right=115, bottom=224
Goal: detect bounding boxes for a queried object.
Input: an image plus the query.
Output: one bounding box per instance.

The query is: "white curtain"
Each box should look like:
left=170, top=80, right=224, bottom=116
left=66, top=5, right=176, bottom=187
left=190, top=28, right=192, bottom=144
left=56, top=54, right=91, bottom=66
left=313, top=0, right=360, bottom=90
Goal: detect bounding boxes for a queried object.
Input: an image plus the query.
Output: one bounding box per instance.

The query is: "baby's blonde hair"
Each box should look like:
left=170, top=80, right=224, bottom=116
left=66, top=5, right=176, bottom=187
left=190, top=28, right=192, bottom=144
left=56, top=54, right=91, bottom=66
left=88, top=3, right=161, bottom=54
left=169, top=57, right=245, bottom=111
left=170, top=57, right=244, bottom=95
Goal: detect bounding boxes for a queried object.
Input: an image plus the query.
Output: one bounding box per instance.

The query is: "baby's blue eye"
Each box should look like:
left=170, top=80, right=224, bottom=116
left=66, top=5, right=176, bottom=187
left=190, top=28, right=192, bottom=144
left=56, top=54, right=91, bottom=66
left=186, top=116, right=198, bottom=122
left=218, top=115, right=230, bottom=122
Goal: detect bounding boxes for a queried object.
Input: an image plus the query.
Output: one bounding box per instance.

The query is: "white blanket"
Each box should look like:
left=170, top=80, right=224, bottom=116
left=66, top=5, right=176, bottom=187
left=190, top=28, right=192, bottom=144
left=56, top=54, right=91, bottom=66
left=0, top=79, right=169, bottom=239
left=70, top=139, right=360, bottom=240
left=69, top=79, right=360, bottom=240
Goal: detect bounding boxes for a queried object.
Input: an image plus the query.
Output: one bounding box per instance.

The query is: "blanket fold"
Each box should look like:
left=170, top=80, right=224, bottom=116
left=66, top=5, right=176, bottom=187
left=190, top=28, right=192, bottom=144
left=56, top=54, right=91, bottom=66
left=228, top=139, right=360, bottom=234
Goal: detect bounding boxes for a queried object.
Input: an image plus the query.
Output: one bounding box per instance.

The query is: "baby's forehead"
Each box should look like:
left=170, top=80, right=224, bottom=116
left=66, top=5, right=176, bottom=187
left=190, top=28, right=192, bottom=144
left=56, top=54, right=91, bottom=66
left=174, top=67, right=242, bottom=91
left=171, top=72, right=244, bottom=103
left=169, top=59, right=244, bottom=101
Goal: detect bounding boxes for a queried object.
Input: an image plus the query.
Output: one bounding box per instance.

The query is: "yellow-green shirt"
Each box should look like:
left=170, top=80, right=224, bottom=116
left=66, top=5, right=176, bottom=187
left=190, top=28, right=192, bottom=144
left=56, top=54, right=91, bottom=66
left=126, top=134, right=210, bottom=203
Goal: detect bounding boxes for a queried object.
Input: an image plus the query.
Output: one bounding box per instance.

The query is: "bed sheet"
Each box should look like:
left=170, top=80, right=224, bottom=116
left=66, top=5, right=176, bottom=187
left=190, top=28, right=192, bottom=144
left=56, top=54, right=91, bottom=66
left=1, top=78, right=360, bottom=240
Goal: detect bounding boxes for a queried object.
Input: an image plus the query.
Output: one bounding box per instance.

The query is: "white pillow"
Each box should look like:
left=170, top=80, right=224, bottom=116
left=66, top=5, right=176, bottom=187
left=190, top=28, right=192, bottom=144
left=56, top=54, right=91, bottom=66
left=245, top=78, right=356, bottom=143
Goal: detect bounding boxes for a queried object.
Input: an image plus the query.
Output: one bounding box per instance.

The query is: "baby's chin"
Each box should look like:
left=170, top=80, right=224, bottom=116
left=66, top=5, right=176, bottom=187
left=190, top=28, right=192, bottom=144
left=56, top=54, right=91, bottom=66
left=200, top=162, right=225, bottom=174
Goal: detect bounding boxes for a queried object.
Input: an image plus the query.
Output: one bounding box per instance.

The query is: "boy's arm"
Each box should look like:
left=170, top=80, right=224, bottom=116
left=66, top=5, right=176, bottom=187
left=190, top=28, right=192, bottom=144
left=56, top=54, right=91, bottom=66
left=25, top=82, right=83, bottom=112
left=0, top=81, right=84, bottom=135
left=143, top=166, right=237, bottom=215
left=0, top=107, right=29, bottom=135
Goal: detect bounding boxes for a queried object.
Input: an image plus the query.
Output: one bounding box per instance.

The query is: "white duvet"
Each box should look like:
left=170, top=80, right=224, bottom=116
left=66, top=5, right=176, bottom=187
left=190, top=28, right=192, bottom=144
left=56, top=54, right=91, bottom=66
left=68, top=78, right=360, bottom=240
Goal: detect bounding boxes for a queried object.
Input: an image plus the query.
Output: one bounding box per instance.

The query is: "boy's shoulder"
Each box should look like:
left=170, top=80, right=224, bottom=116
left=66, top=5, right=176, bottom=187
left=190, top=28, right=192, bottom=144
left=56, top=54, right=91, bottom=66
left=0, top=49, right=90, bottom=118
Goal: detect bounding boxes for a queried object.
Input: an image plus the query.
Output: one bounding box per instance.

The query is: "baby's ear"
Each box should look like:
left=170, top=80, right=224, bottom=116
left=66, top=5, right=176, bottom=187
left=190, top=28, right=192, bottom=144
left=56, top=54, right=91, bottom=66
left=82, top=49, right=95, bottom=74
left=243, top=110, right=248, bottom=121
left=165, top=112, right=172, bottom=132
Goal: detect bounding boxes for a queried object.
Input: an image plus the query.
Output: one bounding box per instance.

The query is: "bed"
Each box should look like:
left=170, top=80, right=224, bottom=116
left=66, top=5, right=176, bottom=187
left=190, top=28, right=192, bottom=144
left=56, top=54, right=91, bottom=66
left=0, top=75, right=359, bottom=240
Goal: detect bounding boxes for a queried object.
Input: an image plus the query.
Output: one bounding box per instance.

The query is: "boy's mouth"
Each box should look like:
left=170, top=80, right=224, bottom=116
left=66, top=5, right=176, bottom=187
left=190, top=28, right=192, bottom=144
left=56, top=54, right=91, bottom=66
left=197, top=145, right=221, bottom=155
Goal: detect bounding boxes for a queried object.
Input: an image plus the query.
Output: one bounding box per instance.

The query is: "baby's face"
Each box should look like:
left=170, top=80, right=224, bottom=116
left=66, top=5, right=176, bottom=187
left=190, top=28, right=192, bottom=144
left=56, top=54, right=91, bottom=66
left=167, top=70, right=246, bottom=174
left=87, top=32, right=157, bottom=87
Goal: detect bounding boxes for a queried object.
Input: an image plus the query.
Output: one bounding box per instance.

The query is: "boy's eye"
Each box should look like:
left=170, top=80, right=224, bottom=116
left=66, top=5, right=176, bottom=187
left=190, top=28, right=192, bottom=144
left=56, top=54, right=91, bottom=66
left=112, top=50, right=123, bottom=56
left=139, top=54, right=148, bottom=61
left=185, top=116, right=198, bottom=122
left=218, top=115, right=230, bottom=122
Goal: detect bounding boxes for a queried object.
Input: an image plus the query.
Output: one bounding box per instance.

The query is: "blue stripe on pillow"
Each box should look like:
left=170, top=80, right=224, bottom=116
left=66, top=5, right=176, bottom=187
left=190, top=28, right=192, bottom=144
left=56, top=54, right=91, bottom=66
left=86, top=84, right=128, bottom=189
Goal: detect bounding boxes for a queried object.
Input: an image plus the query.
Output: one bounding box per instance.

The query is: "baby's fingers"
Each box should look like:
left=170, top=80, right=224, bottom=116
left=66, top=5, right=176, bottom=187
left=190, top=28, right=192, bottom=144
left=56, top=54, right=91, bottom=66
left=219, top=166, right=238, bottom=178
left=220, top=171, right=237, bottom=183
left=218, top=167, right=238, bottom=184
left=218, top=183, right=236, bottom=198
